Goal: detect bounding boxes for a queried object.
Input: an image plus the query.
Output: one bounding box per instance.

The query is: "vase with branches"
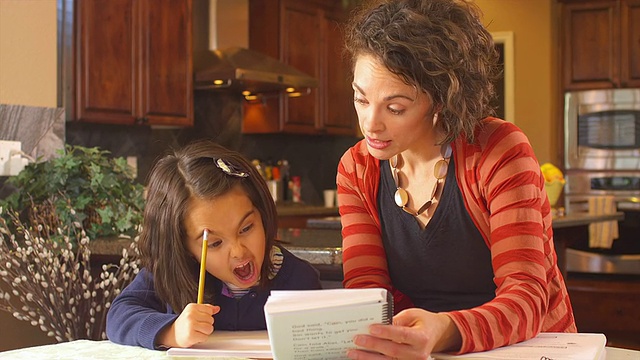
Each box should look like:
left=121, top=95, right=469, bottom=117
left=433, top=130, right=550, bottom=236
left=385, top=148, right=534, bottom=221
left=0, top=205, right=140, bottom=341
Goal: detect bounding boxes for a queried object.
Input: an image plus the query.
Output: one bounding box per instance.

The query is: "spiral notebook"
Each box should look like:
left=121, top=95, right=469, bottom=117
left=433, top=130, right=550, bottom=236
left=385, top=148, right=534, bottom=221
left=264, top=288, right=393, bottom=360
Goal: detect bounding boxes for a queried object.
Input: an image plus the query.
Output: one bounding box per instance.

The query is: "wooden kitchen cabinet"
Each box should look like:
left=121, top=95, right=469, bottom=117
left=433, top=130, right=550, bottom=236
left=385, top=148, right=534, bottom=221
left=621, top=0, right=640, bottom=87
left=280, top=1, right=321, bottom=133
left=567, top=274, right=640, bottom=350
left=559, top=0, right=640, bottom=90
left=71, top=0, right=193, bottom=126
left=243, top=0, right=357, bottom=135
left=324, top=5, right=359, bottom=135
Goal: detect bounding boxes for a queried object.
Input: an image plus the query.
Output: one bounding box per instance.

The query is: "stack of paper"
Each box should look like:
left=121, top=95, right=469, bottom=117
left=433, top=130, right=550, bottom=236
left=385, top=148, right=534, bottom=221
left=431, top=333, right=607, bottom=360
left=166, top=330, right=271, bottom=359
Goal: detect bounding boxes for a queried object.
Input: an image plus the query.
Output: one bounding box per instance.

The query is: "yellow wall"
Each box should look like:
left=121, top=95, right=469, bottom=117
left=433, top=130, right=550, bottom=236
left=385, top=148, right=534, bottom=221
left=475, top=0, right=558, bottom=164
left=0, top=2, right=59, bottom=351
left=0, top=0, right=58, bottom=107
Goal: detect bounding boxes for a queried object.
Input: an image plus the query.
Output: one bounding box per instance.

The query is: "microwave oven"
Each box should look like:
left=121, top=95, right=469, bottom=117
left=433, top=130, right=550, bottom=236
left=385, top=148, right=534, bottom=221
left=564, top=88, right=640, bottom=171
left=563, top=89, right=640, bottom=276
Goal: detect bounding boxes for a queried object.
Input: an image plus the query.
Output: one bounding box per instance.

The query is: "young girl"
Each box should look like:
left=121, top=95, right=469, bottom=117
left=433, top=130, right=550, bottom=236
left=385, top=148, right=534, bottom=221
left=106, top=140, right=321, bottom=350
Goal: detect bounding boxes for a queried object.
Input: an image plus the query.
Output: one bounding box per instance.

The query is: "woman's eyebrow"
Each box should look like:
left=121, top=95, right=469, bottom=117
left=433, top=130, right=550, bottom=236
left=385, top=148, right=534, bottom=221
left=352, top=82, right=415, bottom=102
left=352, top=82, right=366, bottom=95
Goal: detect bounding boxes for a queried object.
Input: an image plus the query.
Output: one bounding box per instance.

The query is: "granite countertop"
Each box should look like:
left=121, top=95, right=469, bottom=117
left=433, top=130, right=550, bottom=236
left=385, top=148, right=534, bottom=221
left=89, top=212, right=625, bottom=270
left=306, top=216, right=341, bottom=229
left=306, top=212, right=626, bottom=230
left=278, top=228, right=342, bottom=266
left=89, top=205, right=342, bottom=265
left=551, top=212, right=624, bottom=228
left=276, top=204, right=338, bottom=216
left=89, top=228, right=344, bottom=266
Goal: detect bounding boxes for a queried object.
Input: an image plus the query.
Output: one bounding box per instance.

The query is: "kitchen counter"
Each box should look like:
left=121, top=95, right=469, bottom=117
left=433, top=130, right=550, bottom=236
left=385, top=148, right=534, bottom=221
left=552, top=212, right=624, bottom=228
left=89, top=204, right=340, bottom=266
left=275, top=204, right=339, bottom=228
left=303, top=211, right=626, bottom=279
left=89, top=228, right=344, bottom=280
left=275, top=204, right=338, bottom=217
left=551, top=212, right=625, bottom=278
left=89, top=212, right=624, bottom=281
left=89, top=228, right=341, bottom=260
left=277, top=228, right=341, bottom=264
left=89, top=228, right=343, bottom=282
left=306, top=212, right=625, bottom=230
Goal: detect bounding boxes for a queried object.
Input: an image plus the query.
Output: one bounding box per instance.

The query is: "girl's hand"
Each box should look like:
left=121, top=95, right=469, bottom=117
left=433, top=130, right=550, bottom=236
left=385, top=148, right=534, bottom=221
left=346, top=308, right=461, bottom=360
left=157, top=303, right=220, bottom=349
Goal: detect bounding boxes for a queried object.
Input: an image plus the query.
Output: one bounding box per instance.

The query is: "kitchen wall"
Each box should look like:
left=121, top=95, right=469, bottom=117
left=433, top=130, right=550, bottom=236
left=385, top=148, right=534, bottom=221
left=64, top=92, right=359, bottom=205
left=0, top=0, right=559, bottom=351
left=0, top=0, right=57, bottom=108
left=0, top=0, right=60, bottom=352
left=475, top=0, right=559, bottom=165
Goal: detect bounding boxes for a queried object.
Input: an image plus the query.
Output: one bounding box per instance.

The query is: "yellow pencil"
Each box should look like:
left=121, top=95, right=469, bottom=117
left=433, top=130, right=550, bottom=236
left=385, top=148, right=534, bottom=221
left=197, top=229, right=209, bottom=304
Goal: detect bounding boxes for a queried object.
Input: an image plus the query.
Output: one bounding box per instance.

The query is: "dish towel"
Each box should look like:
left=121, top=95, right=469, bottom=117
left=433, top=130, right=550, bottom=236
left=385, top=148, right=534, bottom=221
left=588, top=196, right=619, bottom=248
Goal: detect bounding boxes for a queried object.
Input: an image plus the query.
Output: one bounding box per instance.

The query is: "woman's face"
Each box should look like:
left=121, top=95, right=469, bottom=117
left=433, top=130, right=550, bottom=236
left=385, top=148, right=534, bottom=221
left=353, top=54, right=436, bottom=160
left=184, top=184, right=266, bottom=289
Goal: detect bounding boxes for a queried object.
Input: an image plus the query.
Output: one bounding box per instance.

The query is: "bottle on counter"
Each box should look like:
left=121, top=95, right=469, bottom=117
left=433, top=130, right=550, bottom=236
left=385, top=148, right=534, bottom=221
left=252, top=159, right=266, bottom=180
left=291, top=176, right=302, bottom=203
left=279, top=159, right=290, bottom=202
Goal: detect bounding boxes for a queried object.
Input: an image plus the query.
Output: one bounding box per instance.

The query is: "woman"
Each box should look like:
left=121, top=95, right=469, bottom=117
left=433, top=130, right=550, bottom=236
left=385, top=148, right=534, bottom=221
left=336, top=0, right=576, bottom=358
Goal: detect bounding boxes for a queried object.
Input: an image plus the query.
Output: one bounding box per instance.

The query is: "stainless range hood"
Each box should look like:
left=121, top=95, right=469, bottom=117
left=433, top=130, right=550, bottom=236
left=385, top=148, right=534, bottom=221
left=193, top=0, right=318, bottom=95
left=194, top=47, right=319, bottom=94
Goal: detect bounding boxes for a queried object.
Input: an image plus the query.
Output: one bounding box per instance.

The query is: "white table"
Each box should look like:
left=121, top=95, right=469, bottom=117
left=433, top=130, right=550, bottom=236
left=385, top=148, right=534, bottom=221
left=0, top=340, right=638, bottom=359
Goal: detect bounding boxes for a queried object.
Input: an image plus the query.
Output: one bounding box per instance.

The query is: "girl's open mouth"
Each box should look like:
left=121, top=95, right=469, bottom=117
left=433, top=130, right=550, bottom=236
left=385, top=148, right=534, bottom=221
left=233, top=260, right=257, bottom=284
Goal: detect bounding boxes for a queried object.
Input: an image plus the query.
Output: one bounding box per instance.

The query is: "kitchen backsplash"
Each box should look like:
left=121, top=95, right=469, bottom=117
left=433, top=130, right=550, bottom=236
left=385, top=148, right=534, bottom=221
left=0, top=104, right=65, bottom=199
left=0, top=104, right=65, bottom=161
left=64, top=92, right=359, bottom=206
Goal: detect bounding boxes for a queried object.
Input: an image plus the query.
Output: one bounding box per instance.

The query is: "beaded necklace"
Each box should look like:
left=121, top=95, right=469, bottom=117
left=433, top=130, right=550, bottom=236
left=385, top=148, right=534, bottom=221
left=390, top=144, right=452, bottom=216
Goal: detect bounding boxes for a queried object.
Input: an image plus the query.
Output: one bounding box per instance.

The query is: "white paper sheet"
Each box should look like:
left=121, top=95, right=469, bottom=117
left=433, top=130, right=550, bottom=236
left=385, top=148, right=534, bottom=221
left=166, top=330, right=272, bottom=359
left=431, top=333, right=607, bottom=360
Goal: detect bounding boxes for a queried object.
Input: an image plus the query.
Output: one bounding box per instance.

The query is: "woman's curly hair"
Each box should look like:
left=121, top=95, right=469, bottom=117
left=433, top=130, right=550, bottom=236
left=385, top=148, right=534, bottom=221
left=345, top=0, right=500, bottom=143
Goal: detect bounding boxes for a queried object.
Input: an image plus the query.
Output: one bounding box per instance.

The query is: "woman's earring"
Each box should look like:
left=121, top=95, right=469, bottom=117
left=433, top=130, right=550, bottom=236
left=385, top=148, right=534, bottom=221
left=432, top=112, right=439, bottom=126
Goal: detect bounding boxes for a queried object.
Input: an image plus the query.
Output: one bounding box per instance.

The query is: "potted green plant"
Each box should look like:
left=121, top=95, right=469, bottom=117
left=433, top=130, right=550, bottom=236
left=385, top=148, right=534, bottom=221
left=0, top=144, right=145, bottom=242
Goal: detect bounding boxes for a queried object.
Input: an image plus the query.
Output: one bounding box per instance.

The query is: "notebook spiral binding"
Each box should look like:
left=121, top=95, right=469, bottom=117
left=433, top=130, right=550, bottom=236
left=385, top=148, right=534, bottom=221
left=382, top=290, right=394, bottom=324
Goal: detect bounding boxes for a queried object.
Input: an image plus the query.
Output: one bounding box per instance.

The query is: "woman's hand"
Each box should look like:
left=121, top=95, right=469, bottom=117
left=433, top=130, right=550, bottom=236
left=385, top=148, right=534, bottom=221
left=346, top=308, right=461, bottom=360
left=156, top=303, right=220, bottom=349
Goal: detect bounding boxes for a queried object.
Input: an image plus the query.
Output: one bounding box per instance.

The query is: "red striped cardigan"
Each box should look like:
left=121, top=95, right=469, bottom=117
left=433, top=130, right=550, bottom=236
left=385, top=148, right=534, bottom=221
left=337, top=118, right=576, bottom=354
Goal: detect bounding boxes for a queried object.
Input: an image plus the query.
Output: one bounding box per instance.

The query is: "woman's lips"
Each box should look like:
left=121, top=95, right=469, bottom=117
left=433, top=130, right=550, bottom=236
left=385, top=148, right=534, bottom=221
left=366, top=136, right=391, bottom=150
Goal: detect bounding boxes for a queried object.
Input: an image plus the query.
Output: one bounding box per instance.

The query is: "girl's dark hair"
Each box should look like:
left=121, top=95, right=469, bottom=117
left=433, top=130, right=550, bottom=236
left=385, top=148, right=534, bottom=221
left=138, top=140, right=277, bottom=312
left=345, top=0, right=500, bottom=143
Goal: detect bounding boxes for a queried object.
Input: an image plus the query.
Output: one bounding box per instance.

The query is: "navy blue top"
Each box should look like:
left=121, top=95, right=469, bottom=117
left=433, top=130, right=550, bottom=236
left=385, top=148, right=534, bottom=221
left=378, top=158, right=496, bottom=312
left=105, top=246, right=321, bottom=349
